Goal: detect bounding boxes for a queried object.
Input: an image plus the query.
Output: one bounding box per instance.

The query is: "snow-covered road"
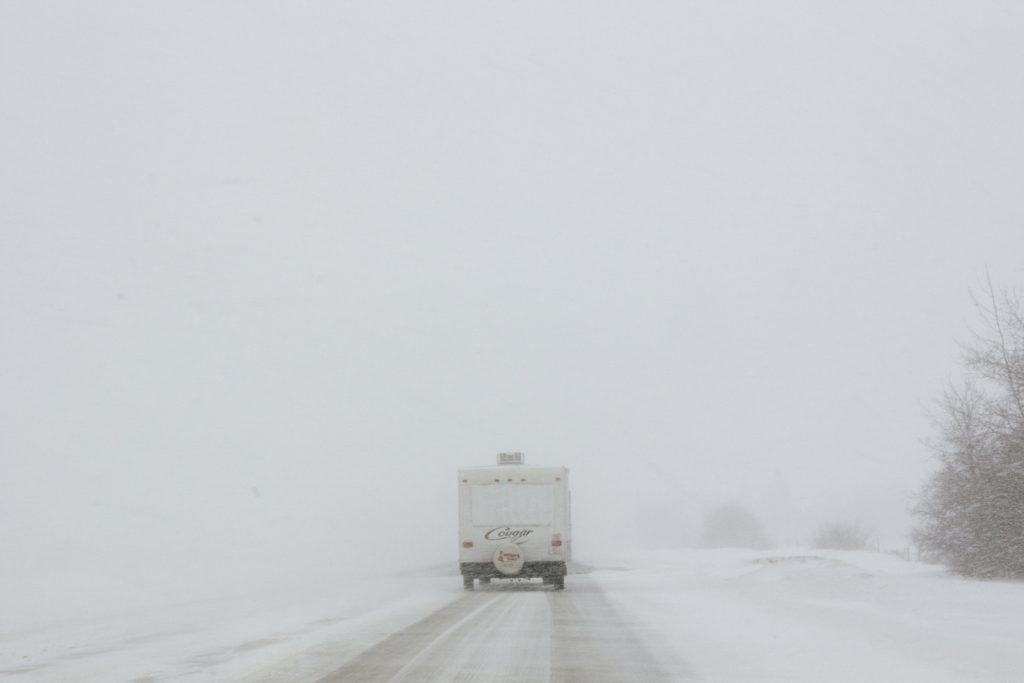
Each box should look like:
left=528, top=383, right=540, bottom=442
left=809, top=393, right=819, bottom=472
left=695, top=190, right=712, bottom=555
left=6, top=550, right=1024, bottom=681
left=314, top=578, right=683, bottom=681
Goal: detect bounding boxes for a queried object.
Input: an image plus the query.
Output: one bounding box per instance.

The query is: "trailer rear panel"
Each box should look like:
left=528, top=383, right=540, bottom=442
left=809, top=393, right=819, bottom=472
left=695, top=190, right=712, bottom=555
left=457, top=461, right=570, bottom=589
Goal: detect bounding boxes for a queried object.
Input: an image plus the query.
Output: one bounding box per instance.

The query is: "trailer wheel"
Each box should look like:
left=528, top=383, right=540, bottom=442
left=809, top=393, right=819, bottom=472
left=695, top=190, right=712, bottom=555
left=553, top=576, right=565, bottom=590
left=463, top=575, right=474, bottom=591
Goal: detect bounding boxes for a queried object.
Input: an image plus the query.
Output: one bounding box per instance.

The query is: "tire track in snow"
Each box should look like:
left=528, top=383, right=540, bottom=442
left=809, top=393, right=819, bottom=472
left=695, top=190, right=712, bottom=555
left=317, top=577, right=686, bottom=681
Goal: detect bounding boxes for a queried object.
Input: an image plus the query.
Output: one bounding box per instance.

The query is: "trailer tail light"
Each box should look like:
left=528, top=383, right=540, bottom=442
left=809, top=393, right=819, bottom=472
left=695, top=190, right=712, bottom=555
left=462, top=541, right=473, bottom=548
left=551, top=534, right=562, bottom=547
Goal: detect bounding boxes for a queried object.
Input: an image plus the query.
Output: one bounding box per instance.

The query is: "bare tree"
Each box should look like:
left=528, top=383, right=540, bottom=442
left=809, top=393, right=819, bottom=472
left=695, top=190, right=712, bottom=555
left=915, top=278, right=1024, bottom=578
left=699, top=504, right=769, bottom=549
left=813, top=521, right=871, bottom=550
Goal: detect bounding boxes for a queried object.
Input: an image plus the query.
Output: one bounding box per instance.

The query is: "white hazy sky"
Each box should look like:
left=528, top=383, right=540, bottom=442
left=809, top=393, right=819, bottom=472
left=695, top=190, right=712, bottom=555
left=2, top=2, right=1023, bottom=608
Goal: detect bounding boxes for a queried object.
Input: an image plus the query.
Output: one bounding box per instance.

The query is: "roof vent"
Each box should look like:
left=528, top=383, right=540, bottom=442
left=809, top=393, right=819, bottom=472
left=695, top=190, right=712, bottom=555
left=497, top=452, right=524, bottom=465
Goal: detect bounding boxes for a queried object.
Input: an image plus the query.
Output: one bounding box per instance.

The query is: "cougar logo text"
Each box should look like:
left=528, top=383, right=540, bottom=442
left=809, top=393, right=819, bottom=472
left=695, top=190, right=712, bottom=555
left=485, top=527, right=533, bottom=542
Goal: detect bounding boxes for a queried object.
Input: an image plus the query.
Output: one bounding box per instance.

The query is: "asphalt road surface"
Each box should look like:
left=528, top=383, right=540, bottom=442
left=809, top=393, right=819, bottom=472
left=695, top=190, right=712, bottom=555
left=316, top=576, right=687, bottom=682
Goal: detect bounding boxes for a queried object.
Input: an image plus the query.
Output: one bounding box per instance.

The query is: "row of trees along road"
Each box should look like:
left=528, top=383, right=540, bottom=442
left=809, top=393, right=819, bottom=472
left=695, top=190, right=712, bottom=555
left=915, top=280, right=1024, bottom=578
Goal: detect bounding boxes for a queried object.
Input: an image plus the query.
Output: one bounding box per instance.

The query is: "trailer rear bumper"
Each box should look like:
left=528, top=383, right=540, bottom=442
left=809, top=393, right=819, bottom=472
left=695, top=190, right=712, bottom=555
left=460, top=561, right=566, bottom=580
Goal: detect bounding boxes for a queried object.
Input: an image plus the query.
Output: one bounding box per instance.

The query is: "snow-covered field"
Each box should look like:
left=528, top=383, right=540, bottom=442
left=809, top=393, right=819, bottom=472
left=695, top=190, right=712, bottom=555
left=0, top=570, right=460, bottom=681
left=4, top=549, right=1024, bottom=681
left=593, top=549, right=1024, bottom=681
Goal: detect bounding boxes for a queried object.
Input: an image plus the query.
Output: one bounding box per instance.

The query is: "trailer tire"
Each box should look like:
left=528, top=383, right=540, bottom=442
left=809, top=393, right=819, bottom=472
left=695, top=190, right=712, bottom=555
left=463, top=575, right=474, bottom=591
left=479, top=577, right=490, bottom=585
left=553, top=576, right=565, bottom=590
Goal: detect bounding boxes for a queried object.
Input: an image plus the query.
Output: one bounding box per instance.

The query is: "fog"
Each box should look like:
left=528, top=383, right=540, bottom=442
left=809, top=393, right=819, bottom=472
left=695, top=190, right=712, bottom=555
left=3, top=1, right=1024, bottom=621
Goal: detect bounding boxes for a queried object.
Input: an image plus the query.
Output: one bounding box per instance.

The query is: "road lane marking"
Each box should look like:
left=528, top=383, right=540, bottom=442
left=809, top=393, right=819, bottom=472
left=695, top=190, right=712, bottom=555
left=387, top=594, right=503, bottom=682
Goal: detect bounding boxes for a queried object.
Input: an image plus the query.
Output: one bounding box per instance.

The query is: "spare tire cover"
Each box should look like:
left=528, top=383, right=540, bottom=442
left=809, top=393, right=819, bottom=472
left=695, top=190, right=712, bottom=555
left=493, top=543, right=526, bottom=576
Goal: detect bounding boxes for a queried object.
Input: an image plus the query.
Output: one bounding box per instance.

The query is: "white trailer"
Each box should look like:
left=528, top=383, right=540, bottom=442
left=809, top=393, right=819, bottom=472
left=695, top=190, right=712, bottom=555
left=458, top=452, right=571, bottom=590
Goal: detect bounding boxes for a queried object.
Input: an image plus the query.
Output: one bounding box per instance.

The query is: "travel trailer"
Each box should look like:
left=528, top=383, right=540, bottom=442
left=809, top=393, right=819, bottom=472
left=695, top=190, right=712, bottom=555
left=457, top=452, right=571, bottom=590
